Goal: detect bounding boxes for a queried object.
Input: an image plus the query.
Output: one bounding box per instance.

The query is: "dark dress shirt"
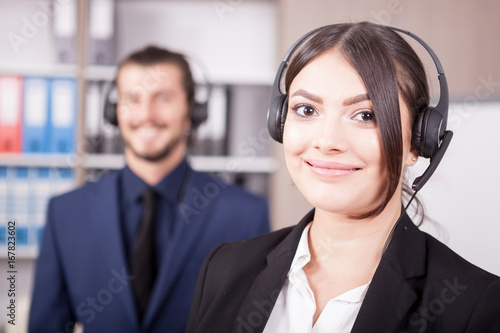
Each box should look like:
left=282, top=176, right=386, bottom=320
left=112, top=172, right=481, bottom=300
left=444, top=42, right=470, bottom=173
left=119, top=159, right=189, bottom=270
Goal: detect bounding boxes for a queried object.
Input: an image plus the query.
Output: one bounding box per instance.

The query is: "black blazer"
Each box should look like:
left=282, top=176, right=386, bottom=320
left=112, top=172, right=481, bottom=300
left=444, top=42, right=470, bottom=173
left=187, top=210, right=500, bottom=333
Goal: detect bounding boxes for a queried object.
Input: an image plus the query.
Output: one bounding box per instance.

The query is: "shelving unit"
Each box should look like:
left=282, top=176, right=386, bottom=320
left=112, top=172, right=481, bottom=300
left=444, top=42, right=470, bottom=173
left=0, top=0, right=278, bottom=260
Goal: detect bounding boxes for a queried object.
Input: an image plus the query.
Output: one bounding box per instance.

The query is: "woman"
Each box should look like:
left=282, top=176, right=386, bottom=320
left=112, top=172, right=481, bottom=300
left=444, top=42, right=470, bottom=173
left=186, top=22, right=500, bottom=333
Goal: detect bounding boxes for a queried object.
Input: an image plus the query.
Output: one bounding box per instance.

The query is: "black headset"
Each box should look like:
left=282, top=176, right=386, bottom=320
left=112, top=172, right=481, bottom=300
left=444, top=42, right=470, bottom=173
left=267, top=23, right=453, bottom=192
left=103, top=60, right=211, bottom=130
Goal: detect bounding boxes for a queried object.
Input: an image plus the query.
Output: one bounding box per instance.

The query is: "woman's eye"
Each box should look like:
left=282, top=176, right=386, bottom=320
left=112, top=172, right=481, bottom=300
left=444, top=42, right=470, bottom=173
left=353, top=110, right=376, bottom=123
left=293, top=105, right=317, bottom=118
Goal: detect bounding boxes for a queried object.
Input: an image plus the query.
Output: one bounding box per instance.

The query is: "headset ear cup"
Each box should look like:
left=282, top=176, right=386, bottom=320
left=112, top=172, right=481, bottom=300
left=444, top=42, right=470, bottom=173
left=190, top=102, right=208, bottom=129
left=267, top=93, right=287, bottom=143
left=103, top=81, right=119, bottom=126
left=413, top=107, right=444, bottom=159
left=412, top=109, right=425, bottom=157
left=278, top=96, right=288, bottom=143
left=423, top=107, right=444, bottom=158
left=103, top=101, right=118, bottom=126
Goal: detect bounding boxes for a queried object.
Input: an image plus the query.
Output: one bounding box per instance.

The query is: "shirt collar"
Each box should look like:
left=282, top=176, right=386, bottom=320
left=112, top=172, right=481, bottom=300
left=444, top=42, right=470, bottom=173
left=121, top=165, right=149, bottom=205
left=288, top=222, right=313, bottom=277
left=288, top=222, right=370, bottom=303
left=121, top=158, right=190, bottom=204
left=152, top=158, right=189, bottom=203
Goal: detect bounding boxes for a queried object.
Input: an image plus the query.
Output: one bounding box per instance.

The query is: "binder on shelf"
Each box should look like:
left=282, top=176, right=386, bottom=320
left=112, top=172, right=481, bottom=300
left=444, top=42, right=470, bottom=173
left=0, top=76, right=23, bottom=153
left=29, top=168, right=51, bottom=248
left=52, top=0, right=78, bottom=63
left=0, top=167, right=7, bottom=246
left=49, top=78, right=77, bottom=153
left=23, top=77, right=50, bottom=153
left=11, top=167, right=29, bottom=247
left=88, top=0, right=116, bottom=65
left=0, top=166, right=75, bottom=253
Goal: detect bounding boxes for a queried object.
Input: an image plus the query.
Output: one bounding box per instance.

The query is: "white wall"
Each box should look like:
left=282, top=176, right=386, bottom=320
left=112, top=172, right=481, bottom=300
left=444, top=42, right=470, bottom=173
left=410, top=102, right=500, bottom=275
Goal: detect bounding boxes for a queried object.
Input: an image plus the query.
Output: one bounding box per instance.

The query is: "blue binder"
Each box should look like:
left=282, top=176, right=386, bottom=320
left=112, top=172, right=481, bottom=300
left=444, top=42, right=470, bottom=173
left=49, top=78, right=77, bottom=153
left=0, top=167, right=6, bottom=246
left=23, top=77, right=50, bottom=153
left=13, top=167, right=29, bottom=247
left=30, top=167, right=51, bottom=248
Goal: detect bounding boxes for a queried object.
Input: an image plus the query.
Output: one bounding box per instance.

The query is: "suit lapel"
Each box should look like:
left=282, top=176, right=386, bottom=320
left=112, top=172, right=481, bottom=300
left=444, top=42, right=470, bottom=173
left=89, top=171, right=139, bottom=325
left=231, top=210, right=315, bottom=333
left=351, top=213, right=427, bottom=332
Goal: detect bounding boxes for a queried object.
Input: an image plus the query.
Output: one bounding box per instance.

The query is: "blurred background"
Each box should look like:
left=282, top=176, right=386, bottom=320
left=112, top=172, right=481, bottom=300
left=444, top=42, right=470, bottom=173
left=0, top=0, right=499, bottom=331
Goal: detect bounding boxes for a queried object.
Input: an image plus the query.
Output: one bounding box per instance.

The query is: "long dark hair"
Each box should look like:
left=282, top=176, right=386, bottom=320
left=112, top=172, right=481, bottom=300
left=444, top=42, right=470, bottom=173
left=285, top=22, right=429, bottom=220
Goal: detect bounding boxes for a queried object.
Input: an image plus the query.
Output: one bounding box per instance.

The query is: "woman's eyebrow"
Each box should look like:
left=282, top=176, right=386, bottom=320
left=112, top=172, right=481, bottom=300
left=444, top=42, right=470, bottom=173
left=343, top=94, right=370, bottom=106
left=290, top=89, right=324, bottom=104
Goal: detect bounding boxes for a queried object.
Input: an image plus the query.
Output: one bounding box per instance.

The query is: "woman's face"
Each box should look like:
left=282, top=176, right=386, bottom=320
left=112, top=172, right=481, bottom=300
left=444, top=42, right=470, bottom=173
left=283, top=49, right=416, bottom=217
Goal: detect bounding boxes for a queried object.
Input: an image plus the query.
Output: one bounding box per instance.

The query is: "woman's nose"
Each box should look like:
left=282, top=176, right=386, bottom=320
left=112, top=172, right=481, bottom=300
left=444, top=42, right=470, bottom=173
left=312, top=114, right=347, bottom=154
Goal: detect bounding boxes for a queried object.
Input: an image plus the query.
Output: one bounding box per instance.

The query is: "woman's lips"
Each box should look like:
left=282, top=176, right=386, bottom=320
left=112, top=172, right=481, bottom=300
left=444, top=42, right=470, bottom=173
left=304, top=159, right=362, bottom=178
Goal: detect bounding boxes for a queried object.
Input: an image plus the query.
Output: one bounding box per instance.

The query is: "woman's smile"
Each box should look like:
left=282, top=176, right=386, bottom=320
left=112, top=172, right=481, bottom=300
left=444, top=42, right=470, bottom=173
left=304, top=158, right=363, bottom=178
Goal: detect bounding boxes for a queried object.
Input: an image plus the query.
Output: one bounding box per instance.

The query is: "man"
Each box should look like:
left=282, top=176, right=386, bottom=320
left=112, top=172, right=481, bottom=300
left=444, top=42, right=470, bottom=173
left=28, top=46, right=270, bottom=333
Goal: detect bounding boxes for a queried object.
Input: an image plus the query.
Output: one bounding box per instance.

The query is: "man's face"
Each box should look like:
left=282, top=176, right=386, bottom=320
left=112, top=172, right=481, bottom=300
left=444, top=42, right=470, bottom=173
left=116, top=62, right=191, bottom=162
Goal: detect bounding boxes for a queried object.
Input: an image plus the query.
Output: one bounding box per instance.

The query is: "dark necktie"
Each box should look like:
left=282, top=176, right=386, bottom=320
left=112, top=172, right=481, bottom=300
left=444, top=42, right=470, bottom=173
left=131, top=188, right=157, bottom=321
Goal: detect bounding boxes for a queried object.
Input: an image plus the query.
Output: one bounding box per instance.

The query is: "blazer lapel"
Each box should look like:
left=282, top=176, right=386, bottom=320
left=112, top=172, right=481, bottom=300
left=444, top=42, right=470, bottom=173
left=350, top=259, right=418, bottom=332
left=231, top=210, right=315, bottom=333
left=89, top=171, right=139, bottom=325
left=351, top=213, right=427, bottom=333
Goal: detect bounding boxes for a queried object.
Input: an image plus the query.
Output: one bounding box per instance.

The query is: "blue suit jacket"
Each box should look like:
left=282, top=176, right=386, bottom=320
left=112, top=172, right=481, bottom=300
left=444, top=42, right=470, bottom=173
left=28, top=166, right=270, bottom=333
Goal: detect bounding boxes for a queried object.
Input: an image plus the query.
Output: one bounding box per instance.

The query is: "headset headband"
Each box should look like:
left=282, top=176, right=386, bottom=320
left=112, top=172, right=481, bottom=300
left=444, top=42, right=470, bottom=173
left=271, top=24, right=449, bottom=127
left=386, top=26, right=449, bottom=125
left=267, top=23, right=453, bottom=192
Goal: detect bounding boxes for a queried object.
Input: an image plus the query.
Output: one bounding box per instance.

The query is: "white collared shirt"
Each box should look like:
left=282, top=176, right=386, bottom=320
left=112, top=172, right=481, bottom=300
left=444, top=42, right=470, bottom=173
left=263, top=223, right=370, bottom=333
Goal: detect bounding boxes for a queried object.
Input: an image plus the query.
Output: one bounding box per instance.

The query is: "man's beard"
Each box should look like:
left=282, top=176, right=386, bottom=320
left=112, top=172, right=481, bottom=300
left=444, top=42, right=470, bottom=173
left=124, top=132, right=186, bottom=162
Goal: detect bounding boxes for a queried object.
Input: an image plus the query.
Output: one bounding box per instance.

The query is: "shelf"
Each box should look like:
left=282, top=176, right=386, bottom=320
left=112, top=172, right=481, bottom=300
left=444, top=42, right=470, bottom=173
left=189, top=155, right=279, bottom=173
left=0, top=63, right=78, bottom=78
left=83, top=153, right=125, bottom=169
left=0, top=247, right=38, bottom=260
left=83, top=154, right=279, bottom=173
left=0, top=63, right=274, bottom=85
left=83, top=65, right=117, bottom=81
left=0, top=153, right=76, bottom=168
left=0, top=153, right=280, bottom=173
left=82, top=64, right=274, bottom=86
